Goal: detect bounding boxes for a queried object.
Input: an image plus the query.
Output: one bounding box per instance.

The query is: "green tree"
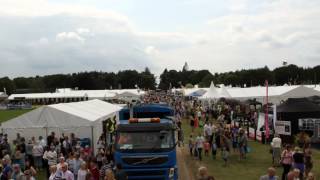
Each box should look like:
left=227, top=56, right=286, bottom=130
left=0, top=77, right=15, bottom=94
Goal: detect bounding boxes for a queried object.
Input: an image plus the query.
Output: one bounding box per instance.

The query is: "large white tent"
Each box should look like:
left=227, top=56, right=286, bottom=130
left=199, top=82, right=219, bottom=100
left=218, top=84, right=231, bottom=98
left=1, top=99, right=122, bottom=152
left=0, top=92, right=8, bottom=99
left=226, top=85, right=320, bottom=104
left=8, top=89, right=145, bottom=104
left=196, top=85, right=320, bottom=104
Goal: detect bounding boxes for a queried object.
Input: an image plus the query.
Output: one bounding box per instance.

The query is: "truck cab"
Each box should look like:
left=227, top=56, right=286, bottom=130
left=114, top=104, right=178, bottom=180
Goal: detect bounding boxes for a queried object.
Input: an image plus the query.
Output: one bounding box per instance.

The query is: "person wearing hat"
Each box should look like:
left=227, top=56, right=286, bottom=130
left=293, top=147, right=304, bottom=179
left=1, top=155, right=12, bottom=179
left=57, top=156, right=68, bottom=171
left=11, top=164, right=23, bottom=180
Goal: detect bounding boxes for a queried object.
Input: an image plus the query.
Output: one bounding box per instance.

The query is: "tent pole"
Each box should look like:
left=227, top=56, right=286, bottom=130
left=91, top=126, right=94, bottom=155
left=45, top=127, right=48, bottom=140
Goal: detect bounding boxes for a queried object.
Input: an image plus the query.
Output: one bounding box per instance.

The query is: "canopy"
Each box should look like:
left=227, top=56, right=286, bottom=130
left=227, top=85, right=320, bottom=104
left=199, top=82, right=219, bottom=99
left=1, top=99, right=122, bottom=152
left=0, top=92, right=8, bottom=99
left=218, top=84, right=231, bottom=98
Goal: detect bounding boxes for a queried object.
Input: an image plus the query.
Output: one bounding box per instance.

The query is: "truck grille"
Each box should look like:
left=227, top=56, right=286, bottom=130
left=122, top=156, right=168, bottom=165
left=126, top=170, right=166, bottom=176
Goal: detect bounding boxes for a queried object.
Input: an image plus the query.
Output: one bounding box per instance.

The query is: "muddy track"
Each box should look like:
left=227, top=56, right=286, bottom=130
left=177, top=146, right=196, bottom=180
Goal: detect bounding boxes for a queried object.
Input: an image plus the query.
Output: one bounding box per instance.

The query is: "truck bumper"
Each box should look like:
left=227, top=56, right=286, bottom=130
left=125, top=167, right=178, bottom=180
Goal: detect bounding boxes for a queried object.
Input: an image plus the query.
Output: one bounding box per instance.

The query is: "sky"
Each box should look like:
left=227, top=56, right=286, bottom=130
left=0, top=0, right=320, bottom=78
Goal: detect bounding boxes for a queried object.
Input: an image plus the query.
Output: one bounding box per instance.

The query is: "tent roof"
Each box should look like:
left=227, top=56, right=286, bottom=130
left=1, top=99, right=122, bottom=129
left=226, top=85, right=320, bottom=99
left=277, top=98, right=320, bottom=113
left=226, top=85, right=299, bottom=98
left=8, top=89, right=144, bottom=100
left=200, top=82, right=219, bottom=99
left=218, top=84, right=231, bottom=98
left=0, top=92, right=7, bottom=98
left=50, top=99, right=122, bottom=121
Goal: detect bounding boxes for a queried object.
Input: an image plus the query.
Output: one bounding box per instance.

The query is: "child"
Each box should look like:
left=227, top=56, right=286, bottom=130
left=211, top=142, right=217, bottom=159
left=188, top=135, right=194, bottom=156
left=204, top=141, right=210, bottom=156
left=221, top=146, right=229, bottom=167
left=177, top=128, right=184, bottom=147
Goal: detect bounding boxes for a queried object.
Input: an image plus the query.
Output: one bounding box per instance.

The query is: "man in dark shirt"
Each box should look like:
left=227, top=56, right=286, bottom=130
left=115, top=164, right=127, bottom=180
left=292, top=147, right=304, bottom=179
left=47, top=132, right=55, bottom=147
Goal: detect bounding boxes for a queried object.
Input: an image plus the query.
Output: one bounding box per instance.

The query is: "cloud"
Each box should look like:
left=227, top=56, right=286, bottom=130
left=0, top=0, right=319, bottom=78
left=56, top=32, right=85, bottom=43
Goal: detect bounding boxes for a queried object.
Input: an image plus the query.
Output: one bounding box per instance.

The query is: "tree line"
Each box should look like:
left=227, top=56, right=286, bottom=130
left=0, top=64, right=319, bottom=94
left=0, top=68, right=156, bottom=94
left=158, top=64, right=320, bottom=89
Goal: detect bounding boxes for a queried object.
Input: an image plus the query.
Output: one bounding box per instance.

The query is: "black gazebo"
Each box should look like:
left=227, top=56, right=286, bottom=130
left=277, top=98, right=320, bottom=143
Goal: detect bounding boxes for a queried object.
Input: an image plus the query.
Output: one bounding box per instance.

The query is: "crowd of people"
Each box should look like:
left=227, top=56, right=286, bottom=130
left=269, top=135, right=315, bottom=180
left=145, top=92, right=253, bottom=179
left=145, top=91, right=318, bottom=180
left=0, top=132, right=127, bottom=180
left=0, top=90, right=318, bottom=180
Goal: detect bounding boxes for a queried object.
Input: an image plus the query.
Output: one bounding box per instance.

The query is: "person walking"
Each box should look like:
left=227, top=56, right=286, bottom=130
left=32, top=141, right=43, bottom=171
left=304, top=143, right=313, bottom=177
left=188, top=134, right=195, bottom=156
left=43, top=145, right=57, bottom=178
left=195, top=133, right=205, bottom=161
left=238, top=129, right=248, bottom=160
left=77, top=162, right=88, bottom=180
left=292, top=147, right=304, bottom=180
left=280, top=145, right=293, bottom=180
left=271, top=134, right=282, bottom=166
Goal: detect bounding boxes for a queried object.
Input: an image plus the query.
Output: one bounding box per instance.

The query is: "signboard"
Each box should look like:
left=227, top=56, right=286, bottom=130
left=256, top=130, right=262, bottom=141
left=275, top=121, right=291, bottom=135
left=299, top=118, right=320, bottom=131
left=248, top=127, right=255, bottom=139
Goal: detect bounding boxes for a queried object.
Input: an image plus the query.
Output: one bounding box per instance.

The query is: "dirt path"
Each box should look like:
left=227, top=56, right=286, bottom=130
left=177, top=146, right=195, bottom=180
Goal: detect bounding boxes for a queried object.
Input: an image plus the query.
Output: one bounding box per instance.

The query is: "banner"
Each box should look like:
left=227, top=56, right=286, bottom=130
left=265, top=80, right=269, bottom=138
left=275, top=121, right=291, bottom=135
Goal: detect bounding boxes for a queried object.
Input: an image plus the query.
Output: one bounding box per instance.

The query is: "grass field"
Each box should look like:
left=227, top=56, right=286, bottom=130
left=0, top=109, right=34, bottom=123
left=1, top=109, right=319, bottom=179
left=0, top=109, right=47, bottom=179
left=181, top=121, right=320, bottom=180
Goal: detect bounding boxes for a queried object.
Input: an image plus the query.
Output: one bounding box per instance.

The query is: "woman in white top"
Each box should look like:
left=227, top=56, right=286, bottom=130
left=77, top=161, right=88, bottom=180
left=49, top=165, right=57, bottom=180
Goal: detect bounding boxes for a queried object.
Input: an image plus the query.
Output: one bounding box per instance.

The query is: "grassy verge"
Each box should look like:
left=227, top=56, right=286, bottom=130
left=181, top=120, right=320, bottom=180
left=0, top=108, right=46, bottom=179
left=0, top=109, right=34, bottom=123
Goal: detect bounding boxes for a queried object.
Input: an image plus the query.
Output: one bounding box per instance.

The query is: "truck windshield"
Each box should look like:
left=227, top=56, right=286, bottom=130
left=116, top=131, right=174, bottom=152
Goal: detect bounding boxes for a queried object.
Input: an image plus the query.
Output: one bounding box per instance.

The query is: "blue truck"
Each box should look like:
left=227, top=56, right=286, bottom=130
left=114, top=104, right=178, bottom=180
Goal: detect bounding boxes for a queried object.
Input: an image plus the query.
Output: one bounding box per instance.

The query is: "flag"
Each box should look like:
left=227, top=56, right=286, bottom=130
left=265, top=80, right=270, bottom=139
